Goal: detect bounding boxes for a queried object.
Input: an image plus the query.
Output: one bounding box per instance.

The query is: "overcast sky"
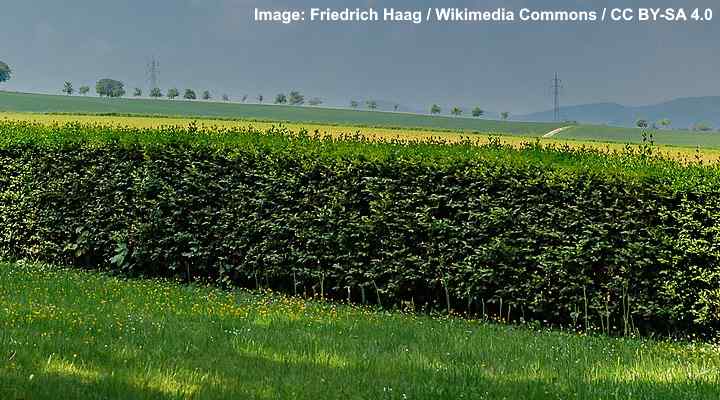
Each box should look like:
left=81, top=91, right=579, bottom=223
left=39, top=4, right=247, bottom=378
left=2, top=0, right=719, bottom=113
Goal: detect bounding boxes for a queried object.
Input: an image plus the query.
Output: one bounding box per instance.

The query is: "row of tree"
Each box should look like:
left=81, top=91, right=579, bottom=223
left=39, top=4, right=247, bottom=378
left=26, top=76, right=712, bottom=129
left=430, top=104, right=509, bottom=119
left=637, top=118, right=716, bottom=132
left=59, top=81, right=501, bottom=118
left=60, top=80, right=505, bottom=119
left=0, top=67, right=507, bottom=119
left=637, top=119, right=672, bottom=129
left=345, top=100, right=510, bottom=119
left=62, top=80, right=223, bottom=101
left=61, top=81, right=330, bottom=108
left=0, top=63, right=714, bottom=128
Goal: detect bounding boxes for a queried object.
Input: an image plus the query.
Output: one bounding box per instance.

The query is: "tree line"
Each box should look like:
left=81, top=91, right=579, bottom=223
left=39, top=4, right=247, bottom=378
left=5, top=64, right=506, bottom=119
left=60, top=79, right=332, bottom=109
left=61, top=79, right=225, bottom=102
left=428, top=104, right=510, bottom=120
left=2, top=63, right=714, bottom=129
left=58, top=78, right=505, bottom=119
left=637, top=118, right=715, bottom=132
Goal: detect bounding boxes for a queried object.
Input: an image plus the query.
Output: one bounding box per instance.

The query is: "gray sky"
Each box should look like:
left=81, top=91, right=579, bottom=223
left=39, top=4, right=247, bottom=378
left=2, top=0, right=719, bottom=113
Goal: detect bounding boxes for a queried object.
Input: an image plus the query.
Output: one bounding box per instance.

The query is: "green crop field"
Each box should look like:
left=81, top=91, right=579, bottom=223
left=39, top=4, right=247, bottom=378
left=561, top=124, right=720, bottom=148
left=0, top=91, right=563, bottom=136
left=2, top=262, right=719, bottom=400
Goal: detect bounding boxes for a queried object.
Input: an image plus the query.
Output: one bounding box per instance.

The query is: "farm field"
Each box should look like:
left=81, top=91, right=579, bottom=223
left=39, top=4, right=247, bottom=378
left=560, top=124, right=720, bottom=148
left=0, top=91, right=563, bottom=136
left=5, top=90, right=720, bottom=150
left=2, top=262, right=719, bottom=400
left=3, top=112, right=720, bottom=163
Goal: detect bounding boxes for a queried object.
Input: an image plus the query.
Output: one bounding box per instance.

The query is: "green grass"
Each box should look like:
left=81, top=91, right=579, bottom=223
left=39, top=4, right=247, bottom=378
left=555, top=124, right=720, bottom=148
left=1, top=262, right=718, bottom=399
left=0, top=91, right=565, bottom=136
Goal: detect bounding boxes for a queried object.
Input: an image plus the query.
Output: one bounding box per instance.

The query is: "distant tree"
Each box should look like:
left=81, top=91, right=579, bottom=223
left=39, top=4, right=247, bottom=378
left=79, top=86, right=90, bottom=96
left=0, top=61, right=10, bottom=83
left=63, top=81, right=74, bottom=96
left=133, top=88, right=142, bottom=97
left=658, top=118, right=672, bottom=129
left=202, top=90, right=211, bottom=100
left=257, top=94, right=263, bottom=103
left=636, top=119, right=649, bottom=129
left=289, top=91, right=304, bottom=105
left=113, top=87, right=126, bottom=97
left=472, top=107, right=484, bottom=117
left=451, top=107, right=462, bottom=116
left=96, top=79, right=125, bottom=98
left=350, top=100, right=359, bottom=108
left=308, top=97, right=322, bottom=106
left=149, top=87, right=163, bottom=98
left=275, top=93, right=287, bottom=104
left=430, top=104, right=441, bottom=114
left=366, top=100, right=378, bottom=110
left=241, top=94, right=248, bottom=102
left=394, top=104, right=399, bottom=112
left=184, top=89, right=197, bottom=100
left=693, top=122, right=713, bottom=132
left=222, top=94, right=230, bottom=101
left=500, top=112, right=510, bottom=120
left=167, top=88, right=179, bottom=100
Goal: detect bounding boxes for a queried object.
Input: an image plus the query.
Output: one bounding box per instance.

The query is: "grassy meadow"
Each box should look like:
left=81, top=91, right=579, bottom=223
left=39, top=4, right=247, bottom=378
left=1, top=262, right=719, bottom=400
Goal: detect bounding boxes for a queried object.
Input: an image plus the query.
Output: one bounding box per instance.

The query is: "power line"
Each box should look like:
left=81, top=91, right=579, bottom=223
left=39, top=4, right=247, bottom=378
left=147, top=57, right=159, bottom=91
left=551, top=72, right=563, bottom=122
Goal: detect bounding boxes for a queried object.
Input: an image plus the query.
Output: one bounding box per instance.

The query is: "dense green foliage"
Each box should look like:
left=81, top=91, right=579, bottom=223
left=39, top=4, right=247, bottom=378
left=95, top=79, right=125, bottom=98
left=4, top=262, right=719, bottom=400
left=167, top=88, right=179, bottom=100
left=0, top=121, right=719, bottom=337
left=184, top=89, right=197, bottom=100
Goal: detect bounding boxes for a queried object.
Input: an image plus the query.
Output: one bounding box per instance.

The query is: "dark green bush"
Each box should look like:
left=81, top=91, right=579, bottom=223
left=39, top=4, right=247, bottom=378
left=0, top=120, right=718, bottom=337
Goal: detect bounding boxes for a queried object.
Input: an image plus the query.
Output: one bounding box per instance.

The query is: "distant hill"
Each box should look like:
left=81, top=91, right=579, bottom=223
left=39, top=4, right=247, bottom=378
left=518, top=97, right=720, bottom=130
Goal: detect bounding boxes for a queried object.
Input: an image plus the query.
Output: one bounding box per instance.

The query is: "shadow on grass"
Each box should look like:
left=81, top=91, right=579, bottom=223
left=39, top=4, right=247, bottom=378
left=2, top=372, right=177, bottom=400
left=2, top=323, right=718, bottom=400
left=2, top=265, right=718, bottom=400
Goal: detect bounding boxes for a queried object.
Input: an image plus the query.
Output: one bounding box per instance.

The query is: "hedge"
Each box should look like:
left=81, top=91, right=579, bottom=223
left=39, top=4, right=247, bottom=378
left=0, top=121, right=718, bottom=337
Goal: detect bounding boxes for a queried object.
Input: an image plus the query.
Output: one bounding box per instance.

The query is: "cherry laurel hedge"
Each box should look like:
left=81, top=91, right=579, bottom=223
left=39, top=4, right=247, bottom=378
left=0, top=123, right=719, bottom=336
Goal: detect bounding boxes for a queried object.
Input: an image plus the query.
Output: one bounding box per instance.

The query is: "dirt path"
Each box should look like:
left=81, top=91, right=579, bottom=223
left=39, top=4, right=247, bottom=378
left=542, top=126, right=574, bottom=138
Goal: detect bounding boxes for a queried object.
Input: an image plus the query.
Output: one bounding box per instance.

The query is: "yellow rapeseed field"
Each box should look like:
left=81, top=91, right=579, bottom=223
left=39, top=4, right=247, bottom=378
left=2, top=112, right=719, bottom=163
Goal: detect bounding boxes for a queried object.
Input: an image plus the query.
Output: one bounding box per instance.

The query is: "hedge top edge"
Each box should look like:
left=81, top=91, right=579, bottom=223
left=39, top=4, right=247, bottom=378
left=1, top=119, right=719, bottom=191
